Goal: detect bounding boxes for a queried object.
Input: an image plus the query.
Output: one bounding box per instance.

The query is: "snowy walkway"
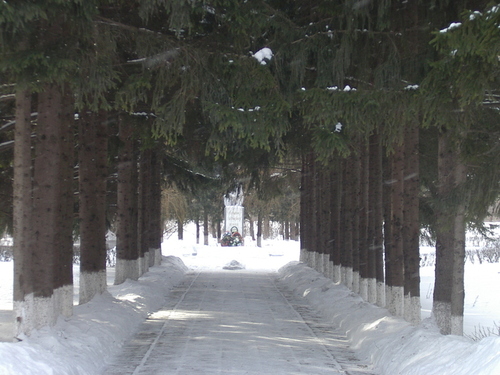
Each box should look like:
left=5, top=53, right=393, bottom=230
left=101, top=270, right=376, bottom=375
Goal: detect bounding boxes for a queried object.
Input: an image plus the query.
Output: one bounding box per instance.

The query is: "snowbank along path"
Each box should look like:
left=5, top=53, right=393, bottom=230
left=102, top=268, right=377, bottom=375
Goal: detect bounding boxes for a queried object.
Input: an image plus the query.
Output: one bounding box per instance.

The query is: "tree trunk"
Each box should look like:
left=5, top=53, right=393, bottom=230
left=138, top=148, right=152, bottom=275
left=330, top=160, right=342, bottom=284
left=30, top=84, right=75, bottom=330
left=323, top=168, right=334, bottom=279
left=13, top=88, right=34, bottom=337
left=403, top=121, right=421, bottom=324
left=386, top=143, right=405, bottom=317
left=351, top=149, right=361, bottom=294
left=358, top=141, right=369, bottom=301
left=249, top=216, right=255, bottom=241
left=115, top=115, right=139, bottom=285
left=300, top=152, right=314, bottom=264
left=149, top=149, right=162, bottom=266
left=263, top=216, right=270, bottom=240
left=342, top=156, right=354, bottom=289
left=177, top=219, right=184, bottom=240
left=202, top=211, right=209, bottom=246
left=78, top=110, right=108, bottom=304
left=257, top=212, right=263, bottom=247
left=433, top=131, right=467, bottom=335
left=368, top=132, right=384, bottom=306
left=196, top=218, right=200, bottom=244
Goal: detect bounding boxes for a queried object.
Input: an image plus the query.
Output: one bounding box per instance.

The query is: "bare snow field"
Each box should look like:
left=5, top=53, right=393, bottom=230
left=0, top=233, right=498, bottom=374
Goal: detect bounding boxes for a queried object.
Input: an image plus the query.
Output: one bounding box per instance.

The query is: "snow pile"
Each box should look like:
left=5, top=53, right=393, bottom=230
left=0, top=256, right=187, bottom=375
left=278, top=261, right=500, bottom=375
left=223, top=260, right=246, bottom=270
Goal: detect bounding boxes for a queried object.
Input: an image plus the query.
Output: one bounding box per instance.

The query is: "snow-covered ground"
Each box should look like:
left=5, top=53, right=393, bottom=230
left=0, top=230, right=499, bottom=374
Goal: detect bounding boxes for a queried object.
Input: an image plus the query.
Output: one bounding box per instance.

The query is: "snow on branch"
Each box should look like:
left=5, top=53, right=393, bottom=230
left=252, top=48, right=273, bottom=65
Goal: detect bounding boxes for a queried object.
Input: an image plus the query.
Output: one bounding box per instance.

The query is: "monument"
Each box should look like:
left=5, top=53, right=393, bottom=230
left=221, top=185, right=244, bottom=246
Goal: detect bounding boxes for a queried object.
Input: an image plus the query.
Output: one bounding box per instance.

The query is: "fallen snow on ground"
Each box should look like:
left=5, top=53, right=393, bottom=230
left=0, top=236, right=498, bottom=374
left=279, top=261, right=500, bottom=375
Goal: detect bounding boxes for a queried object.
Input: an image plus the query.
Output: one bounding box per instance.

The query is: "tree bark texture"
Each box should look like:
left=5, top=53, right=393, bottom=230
left=387, top=143, right=405, bottom=317
left=204, top=210, right=209, bottom=245
left=341, top=156, right=354, bottom=289
left=433, top=131, right=467, bottom=335
left=256, top=211, right=262, bottom=248
left=403, top=121, right=421, bottom=324
left=28, top=84, right=75, bottom=330
left=149, top=149, right=162, bottom=266
left=300, top=152, right=314, bottom=264
left=358, top=141, right=370, bottom=301
left=115, top=115, right=139, bottom=284
left=368, top=132, right=384, bottom=306
left=78, top=110, right=108, bottom=304
left=351, top=150, right=361, bottom=293
left=13, top=88, right=34, bottom=336
left=330, top=161, right=342, bottom=283
left=138, top=148, right=152, bottom=275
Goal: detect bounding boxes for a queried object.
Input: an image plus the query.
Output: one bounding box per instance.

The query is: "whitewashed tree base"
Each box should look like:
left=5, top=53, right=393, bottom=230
left=333, top=265, right=341, bottom=284
left=377, top=281, right=385, bottom=307
left=14, top=284, right=73, bottom=337
left=114, top=258, right=140, bottom=285
left=432, top=301, right=463, bottom=335
left=153, top=248, right=162, bottom=266
left=352, top=271, right=360, bottom=294
left=322, top=254, right=330, bottom=277
left=140, top=253, right=149, bottom=275
left=342, top=266, right=353, bottom=290
left=316, top=253, right=322, bottom=275
left=386, top=285, right=404, bottom=317
left=54, top=285, right=73, bottom=318
left=404, top=294, right=421, bottom=325
left=367, top=278, right=377, bottom=304
left=326, top=260, right=334, bottom=280
left=359, top=277, right=368, bottom=301
left=79, top=270, right=107, bottom=305
left=299, top=248, right=309, bottom=264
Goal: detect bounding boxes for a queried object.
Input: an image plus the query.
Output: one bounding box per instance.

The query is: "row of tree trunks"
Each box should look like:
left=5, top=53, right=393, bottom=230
left=114, top=116, right=164, bottom=285
left=299, top=124, right=421, bottom=325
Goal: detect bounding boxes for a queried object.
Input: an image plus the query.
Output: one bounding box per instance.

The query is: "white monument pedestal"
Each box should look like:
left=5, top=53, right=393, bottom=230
left=224, top=206, right=244, bottom=236
left=222, top=185, right=245, bottom=246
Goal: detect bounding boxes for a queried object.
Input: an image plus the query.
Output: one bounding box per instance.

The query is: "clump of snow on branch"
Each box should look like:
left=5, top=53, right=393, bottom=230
left=252, top=48, right=273, bottom=65
left=439, top=22, right=462, bottom=33
left=327, top=85, right=357, bottom=92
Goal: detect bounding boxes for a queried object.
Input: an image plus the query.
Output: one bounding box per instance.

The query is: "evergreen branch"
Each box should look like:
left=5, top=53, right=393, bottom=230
left=95, top=16, right=163, bottom=36
left=0, top=140, right=14, bottom=153
left=127, top=49, right=181, bottom=69
left=290, top=28, right=400, bottom=45
left=0, top=113, right=37, bottom=133
left=0, top=94, right=15, bottom=102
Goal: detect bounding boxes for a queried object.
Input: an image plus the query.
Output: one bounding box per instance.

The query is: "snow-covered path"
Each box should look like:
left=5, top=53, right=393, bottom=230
left=102, top=270, right=376, bottom=375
